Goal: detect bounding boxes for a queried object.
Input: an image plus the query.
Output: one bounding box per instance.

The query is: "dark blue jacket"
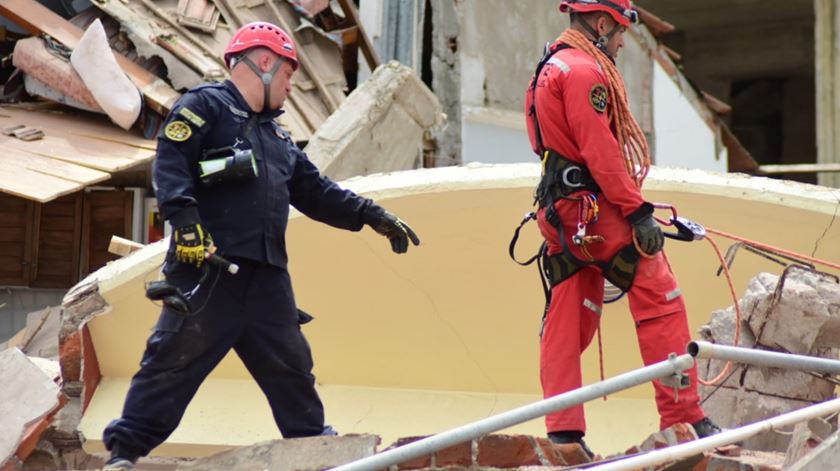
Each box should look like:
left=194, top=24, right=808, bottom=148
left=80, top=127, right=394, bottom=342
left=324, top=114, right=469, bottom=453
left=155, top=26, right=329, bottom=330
left=153, top=80, right=369, bottom=268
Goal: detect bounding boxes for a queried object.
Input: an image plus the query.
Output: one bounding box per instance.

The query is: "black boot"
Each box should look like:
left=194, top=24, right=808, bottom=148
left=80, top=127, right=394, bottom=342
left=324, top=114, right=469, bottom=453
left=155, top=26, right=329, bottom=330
left=103, top=443, right=140, bottom=470
left=691, top=417, right=722, bottom=438
left=547, top=430, right=595, bottom=459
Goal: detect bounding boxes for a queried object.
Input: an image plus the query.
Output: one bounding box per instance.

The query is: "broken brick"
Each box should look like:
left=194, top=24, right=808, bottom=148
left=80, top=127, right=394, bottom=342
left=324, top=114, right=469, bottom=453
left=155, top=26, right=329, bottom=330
left=434, top=440, right=472, bottom=467
left=535, top=437, right=568, bottom=466
left=385, top=437, right=431, bottom=470
left=475, top=435, right=540, bottom=467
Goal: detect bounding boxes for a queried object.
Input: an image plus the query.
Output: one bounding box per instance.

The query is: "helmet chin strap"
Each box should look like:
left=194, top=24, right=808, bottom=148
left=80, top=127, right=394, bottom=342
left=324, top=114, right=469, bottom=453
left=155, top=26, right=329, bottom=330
left=578, top=17, right=622, bottom=62
left=239, top=55, right=285, bottom=112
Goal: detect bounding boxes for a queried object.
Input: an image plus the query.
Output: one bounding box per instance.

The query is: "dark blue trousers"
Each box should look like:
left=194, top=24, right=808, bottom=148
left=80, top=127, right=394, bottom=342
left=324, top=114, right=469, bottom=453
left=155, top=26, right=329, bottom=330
left=103, top=259, right=328, bottom=457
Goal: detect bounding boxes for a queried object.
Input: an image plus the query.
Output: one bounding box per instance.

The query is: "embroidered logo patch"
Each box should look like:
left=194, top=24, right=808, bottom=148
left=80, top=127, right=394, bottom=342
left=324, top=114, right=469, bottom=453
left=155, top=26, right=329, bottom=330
left=178, top=107, right=205, bottom=128
left=164, top=121, right=192, bottom=142
left=590, top=84, right=608, bottom=113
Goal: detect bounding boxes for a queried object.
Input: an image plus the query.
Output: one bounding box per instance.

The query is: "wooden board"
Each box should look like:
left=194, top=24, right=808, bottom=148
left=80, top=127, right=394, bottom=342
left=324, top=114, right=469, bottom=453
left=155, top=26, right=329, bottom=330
left=0, top=0, right=180, bottom=114
left=0, top=106, right=157, bottom=150
left=0, top=159, right=82, bottom=202
left=0, top=146, right=110, bottom=184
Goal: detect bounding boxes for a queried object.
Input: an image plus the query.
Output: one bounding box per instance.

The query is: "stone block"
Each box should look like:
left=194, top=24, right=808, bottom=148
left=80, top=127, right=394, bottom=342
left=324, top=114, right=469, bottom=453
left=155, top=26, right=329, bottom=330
left=476, top=435, right=540, bottom=467
left=696, top=386, right=740, bottom=430
left=746, top=270, right=840, bottom=354
left=742, top=357, right=836, bottom=402
left=731, top=392, right=811, bottom=452
left=787, top=431, right=840, bottom=471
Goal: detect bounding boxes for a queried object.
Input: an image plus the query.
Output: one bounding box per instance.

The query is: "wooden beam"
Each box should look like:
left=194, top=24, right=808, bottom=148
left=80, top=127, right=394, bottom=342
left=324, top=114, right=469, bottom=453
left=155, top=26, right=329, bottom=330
left=266, top=0, right=339, bottom=113
left=337, top=0, right=380, bottom=71
left=0, top=0, right=179, bottom=114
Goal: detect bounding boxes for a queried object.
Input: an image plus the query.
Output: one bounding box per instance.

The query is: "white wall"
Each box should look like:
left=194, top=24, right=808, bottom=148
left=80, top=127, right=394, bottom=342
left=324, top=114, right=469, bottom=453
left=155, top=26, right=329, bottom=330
left=652, top=63, right=727, bottom=172
left=461, top=107, right=533, bottom=164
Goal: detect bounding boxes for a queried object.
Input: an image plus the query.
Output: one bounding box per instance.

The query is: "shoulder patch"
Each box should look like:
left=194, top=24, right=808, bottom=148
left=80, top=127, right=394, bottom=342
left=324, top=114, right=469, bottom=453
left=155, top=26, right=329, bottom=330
left=589, top=84, right=608, bottom=113
left=178, top=107, right=205, bottom=127
left=164, top=120, right=193, bottom=142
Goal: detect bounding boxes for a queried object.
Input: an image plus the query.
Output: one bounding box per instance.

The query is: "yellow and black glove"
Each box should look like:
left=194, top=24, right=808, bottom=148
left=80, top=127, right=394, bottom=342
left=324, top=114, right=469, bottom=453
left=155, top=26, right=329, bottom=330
left=174, top=223, right=213, bottom=267
left=362, top=204, right=420, bottom=254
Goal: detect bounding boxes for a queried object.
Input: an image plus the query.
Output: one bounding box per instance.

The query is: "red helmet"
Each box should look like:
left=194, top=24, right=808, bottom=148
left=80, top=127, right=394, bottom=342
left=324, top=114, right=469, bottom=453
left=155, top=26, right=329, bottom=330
left=224, top=22, right=299, bottom=70
left=559, top=0, right=639, bottom=27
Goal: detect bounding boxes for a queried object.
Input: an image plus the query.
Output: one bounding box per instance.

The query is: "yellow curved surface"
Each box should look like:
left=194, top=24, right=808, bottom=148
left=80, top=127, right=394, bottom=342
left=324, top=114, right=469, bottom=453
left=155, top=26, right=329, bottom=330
left=78, top=164, right=840, bottom=456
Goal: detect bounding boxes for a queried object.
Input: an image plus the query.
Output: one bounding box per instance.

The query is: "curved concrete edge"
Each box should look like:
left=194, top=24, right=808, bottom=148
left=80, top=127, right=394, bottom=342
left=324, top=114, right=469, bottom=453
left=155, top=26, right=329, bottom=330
left=294, top=163, right=840, bottom=218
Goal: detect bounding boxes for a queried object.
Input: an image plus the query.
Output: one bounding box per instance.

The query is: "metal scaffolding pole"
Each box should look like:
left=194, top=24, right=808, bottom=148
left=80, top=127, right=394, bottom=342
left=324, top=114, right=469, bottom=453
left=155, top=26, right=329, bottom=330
left=332, top=354, right=695, bottom=471
left=688, top=341, right=840, bottom=375
left=587, top=397, right=840, bottom=471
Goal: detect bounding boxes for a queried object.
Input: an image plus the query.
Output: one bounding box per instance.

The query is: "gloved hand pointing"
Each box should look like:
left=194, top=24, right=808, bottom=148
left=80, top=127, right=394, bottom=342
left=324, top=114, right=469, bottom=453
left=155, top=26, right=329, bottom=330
left=174, top=223, right=213, bottom=267
left=628, top=203, right=664, bottom=256
left=362, top=204, right=420, bottom=254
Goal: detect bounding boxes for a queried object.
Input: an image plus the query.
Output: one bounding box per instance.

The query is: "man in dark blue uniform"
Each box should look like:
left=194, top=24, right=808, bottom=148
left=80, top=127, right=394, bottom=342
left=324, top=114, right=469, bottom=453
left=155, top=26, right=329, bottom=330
left=102, top=22, right=420, bottom=469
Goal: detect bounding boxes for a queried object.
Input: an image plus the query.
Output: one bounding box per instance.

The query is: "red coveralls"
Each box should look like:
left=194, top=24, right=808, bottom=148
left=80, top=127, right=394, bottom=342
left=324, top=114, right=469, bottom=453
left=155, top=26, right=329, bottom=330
left=525, top=41, right=705, bottom=434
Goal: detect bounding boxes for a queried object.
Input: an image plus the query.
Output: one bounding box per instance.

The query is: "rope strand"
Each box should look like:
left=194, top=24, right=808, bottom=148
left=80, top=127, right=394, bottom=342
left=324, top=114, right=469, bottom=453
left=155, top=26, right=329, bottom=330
left=558, top=29, right=650, bottom=185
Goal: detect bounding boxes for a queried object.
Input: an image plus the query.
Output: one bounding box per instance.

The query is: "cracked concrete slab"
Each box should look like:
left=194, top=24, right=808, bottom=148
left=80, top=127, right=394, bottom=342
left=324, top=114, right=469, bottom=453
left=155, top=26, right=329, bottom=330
left=304, top=61, right=444, bottom=181
left=0, top=348, right=62, bottom=468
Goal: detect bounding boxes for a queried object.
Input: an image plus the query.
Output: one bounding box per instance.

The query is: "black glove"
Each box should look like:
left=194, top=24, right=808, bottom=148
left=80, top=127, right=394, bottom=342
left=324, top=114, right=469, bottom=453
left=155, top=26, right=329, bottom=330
left=361, top=204, right=420, bottom=254
left=629, top=203, right=664, bottom=256
left=174, top=223, right=213, bottom=267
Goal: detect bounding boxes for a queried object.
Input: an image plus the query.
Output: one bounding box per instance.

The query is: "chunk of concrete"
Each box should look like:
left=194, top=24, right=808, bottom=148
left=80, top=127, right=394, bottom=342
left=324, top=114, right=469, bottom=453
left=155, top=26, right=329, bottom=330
left=787, top=430, right=840, bottom=471
left=742, top=348, right=837, bottom=401
left=782, top=418, right=833, bottom=468
left=175, top=434, right=379, bottom=471
left=746, top=268, right=840, bottom=353
left=0, top=348, right=62, bottom=468
left=304, top=61, right=444, bottom=181
left=731, top=391, right=813, bottom=452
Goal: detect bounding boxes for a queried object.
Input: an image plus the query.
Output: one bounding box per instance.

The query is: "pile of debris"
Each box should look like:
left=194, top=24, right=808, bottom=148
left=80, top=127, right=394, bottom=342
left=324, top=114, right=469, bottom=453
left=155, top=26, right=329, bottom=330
left=3, top=267, right=840, bottom=470
left=0, top=0, right=369, bottom=140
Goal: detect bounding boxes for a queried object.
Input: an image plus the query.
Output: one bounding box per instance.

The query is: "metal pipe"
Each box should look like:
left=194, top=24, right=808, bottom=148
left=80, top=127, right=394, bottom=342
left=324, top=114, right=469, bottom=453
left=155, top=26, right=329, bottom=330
left=332, top=354, right=695, bottom=471
left=688, top=341, right=840, bottom=375
left=587, top=397, right=840, bottom=471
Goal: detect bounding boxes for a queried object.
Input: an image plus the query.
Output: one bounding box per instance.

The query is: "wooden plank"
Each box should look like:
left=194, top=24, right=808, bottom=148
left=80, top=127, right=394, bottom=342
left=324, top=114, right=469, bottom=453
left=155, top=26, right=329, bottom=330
left=267, top=0, right=339, bottom=113
left=1, top=138, right=146, bottom=173
left=0, top=211, right=26, bottom=227
left=0, top=243, right=24, bottom=257
left=0, top=0, right=180, bottom=114
left=0, top=158, right=83, bottom=203
left=0, top=227, right=24, bottom=242
left=336, top=0, right=380, bottom=70
left=0, top=145, right=111, bottom=184
left=23, top=199, right=35, bottom=284
left=0, top=194, right=26, bottom=211
left=0, top=107, right=157, bottom=151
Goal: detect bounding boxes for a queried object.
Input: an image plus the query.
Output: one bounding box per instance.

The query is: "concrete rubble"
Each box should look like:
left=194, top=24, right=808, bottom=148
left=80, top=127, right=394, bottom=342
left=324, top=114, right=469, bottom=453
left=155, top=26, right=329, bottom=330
left=697, top=267, right=840, bottom=453
left=304, top=60, right=445, bottom=181
left=0, top=347, right=63, bottom=470
left=0, top=287, right=835, bottom=470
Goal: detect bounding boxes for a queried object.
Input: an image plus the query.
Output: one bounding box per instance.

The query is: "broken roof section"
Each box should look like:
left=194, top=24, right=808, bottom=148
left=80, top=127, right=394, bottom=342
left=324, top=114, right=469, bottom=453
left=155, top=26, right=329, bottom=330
left=0, top=0, right=369, bottom=141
